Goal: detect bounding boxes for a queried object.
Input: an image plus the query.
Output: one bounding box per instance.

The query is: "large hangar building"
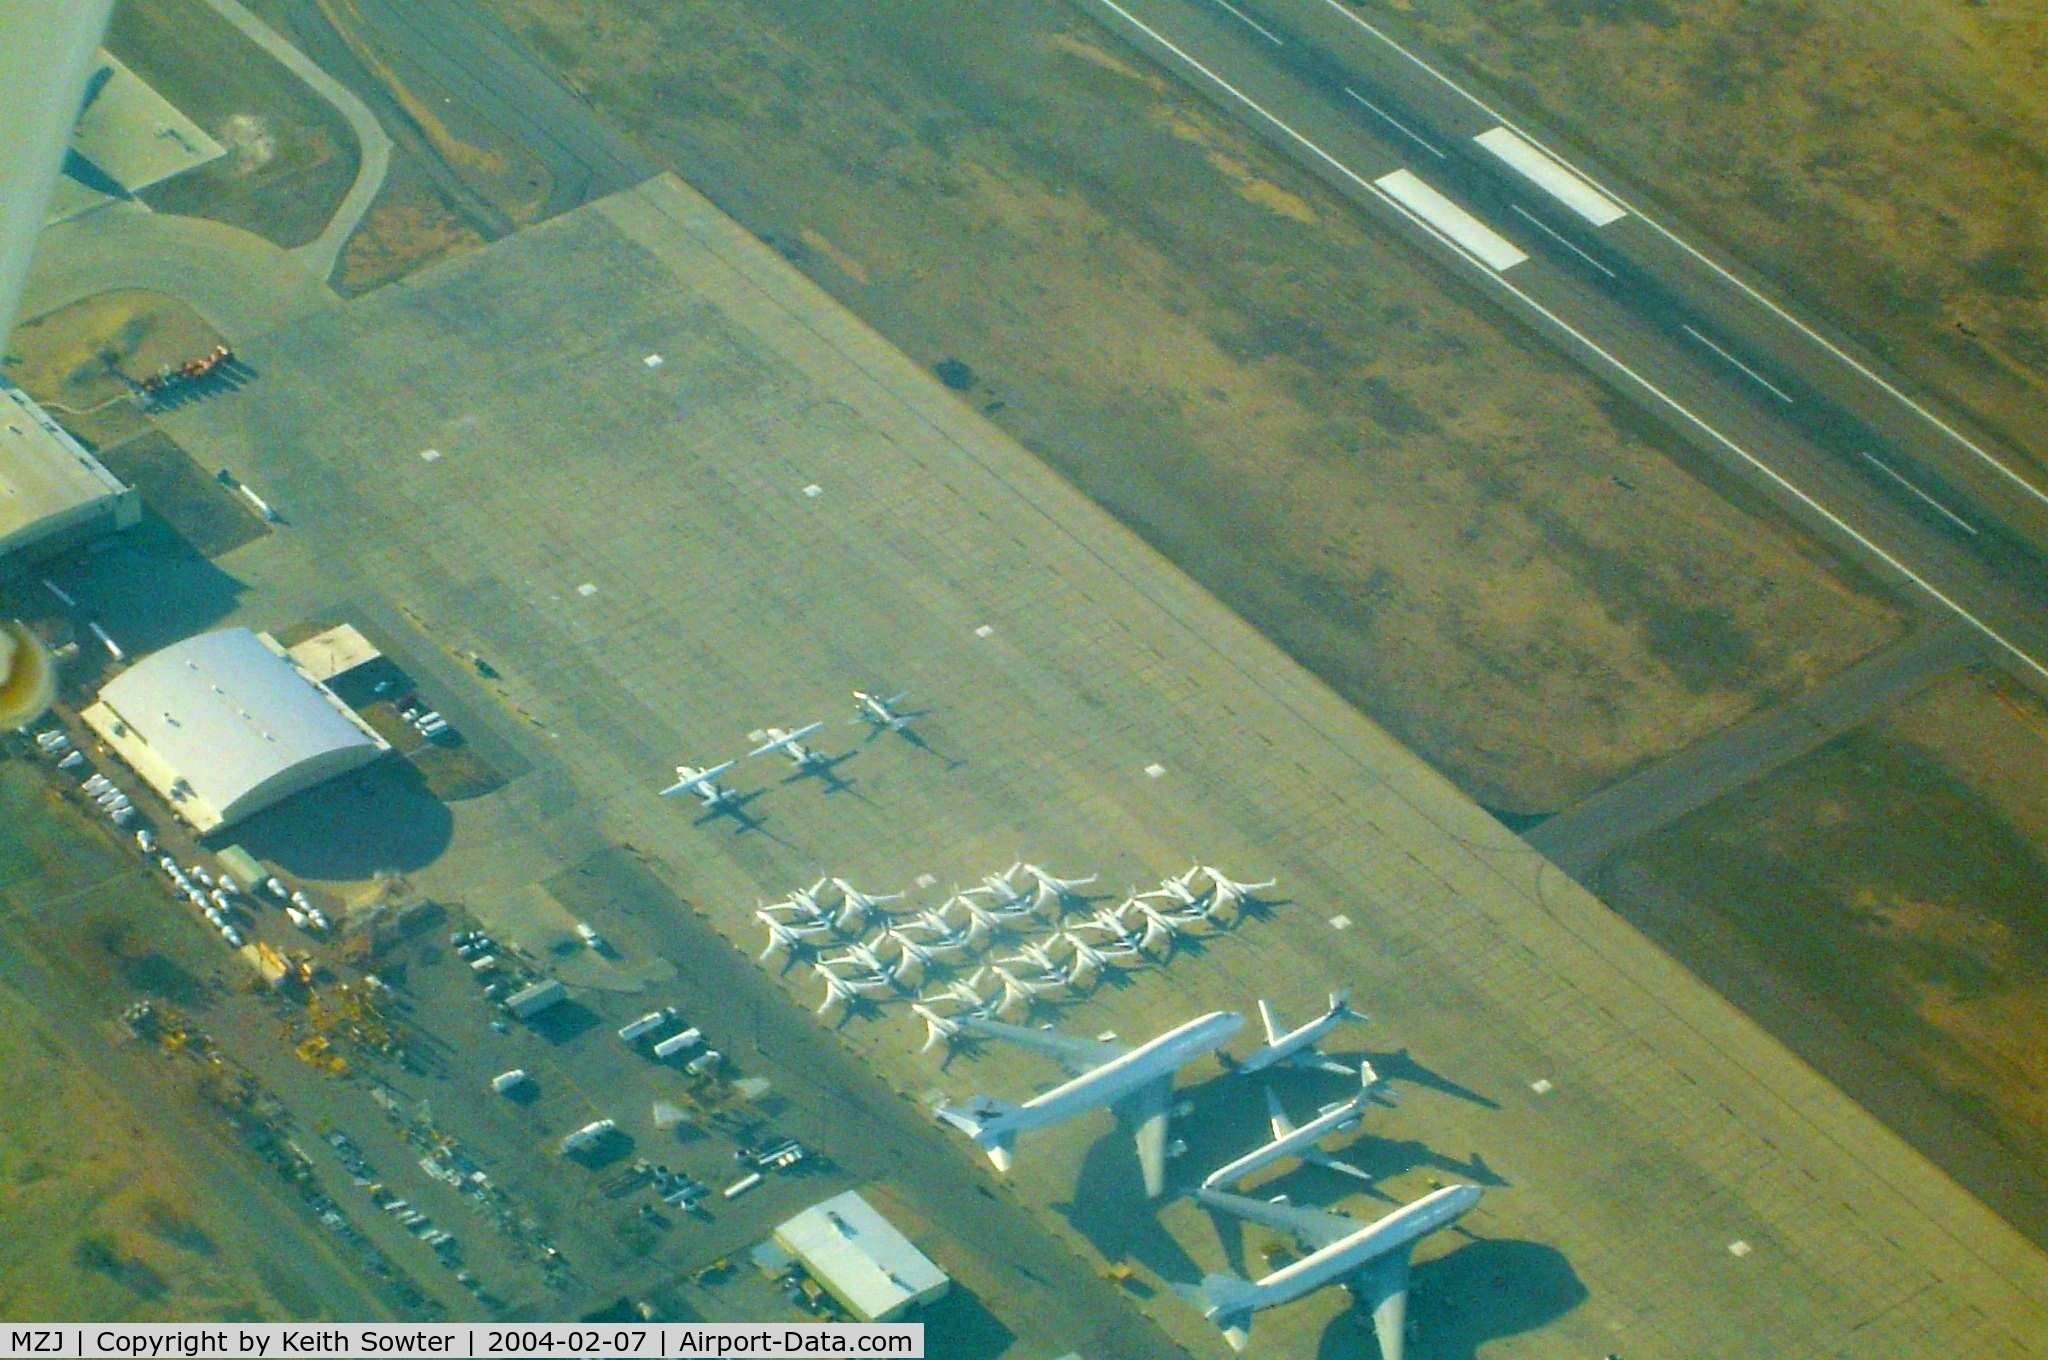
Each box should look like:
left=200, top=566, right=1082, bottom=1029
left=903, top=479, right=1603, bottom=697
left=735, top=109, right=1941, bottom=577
left=0, top=379, right=139, bottom=575
left=82, top=626, right=390, bottom=833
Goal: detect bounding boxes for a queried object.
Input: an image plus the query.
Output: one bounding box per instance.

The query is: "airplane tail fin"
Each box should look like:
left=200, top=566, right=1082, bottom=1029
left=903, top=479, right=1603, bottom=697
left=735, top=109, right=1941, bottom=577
left=934, top=1096, right=1022, bottom=1171
left=1197, top=1273, right=1259, bottom=1352
left=1331, top=988, right=1367, bottom=1023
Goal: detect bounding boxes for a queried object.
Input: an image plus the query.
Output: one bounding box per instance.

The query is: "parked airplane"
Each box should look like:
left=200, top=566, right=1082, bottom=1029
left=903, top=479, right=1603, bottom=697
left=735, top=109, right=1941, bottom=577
left=989, top=962, right=1069, bottom=1016
left=950, top=887, right=1033, bottom=930
left=969, top=864, right=1036, bottom=914
left=1190, top=1183, right=1482, bottom=1356
left=762, top=877, right=835, bottom=923
left=901, top=907, right=987, bottom=951
left=822, top=939, right=905, bottom=988
left=920, top=970, right=996, bottom=1016
left=1120, top=895, right=1195, bottom=954
left=996, top=939, right=1071, bottom=986
left=1070, top=904, right=1145, bottom=951
left=853, top=689, right=918, bottom=732
left=1237, top=991, right=1367, bottom=1077
left=749, top=722, right=828, bottom=770
left=880, top=927, right=963, bottom=973
left=1023, top=863, right=1097, bottom=911
left=756, top=910, right=830, bottom=961
left=813, top=962, right=891, bottom=1016
left=1200, top=1064, right=1382, bottom=1190
left=1141, top=865, right=1210, bottom=914
left=1058, top=929, right=1142, bottom=983
left=911, top=1003, right=970, bottom=1054
left=830, top=878, right=902, bottom=931
left=657, top=759, right=738, bottom=805
left=1201, top=867, right=1276, bottom=912
left=935, top=1010, right=1245, bottom=1198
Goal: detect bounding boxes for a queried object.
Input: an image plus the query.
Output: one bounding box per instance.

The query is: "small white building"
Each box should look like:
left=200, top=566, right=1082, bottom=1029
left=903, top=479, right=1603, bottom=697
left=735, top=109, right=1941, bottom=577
left=772, top=1190, right=950, bottom=1323
left=82, top=626, right=389, bottom=832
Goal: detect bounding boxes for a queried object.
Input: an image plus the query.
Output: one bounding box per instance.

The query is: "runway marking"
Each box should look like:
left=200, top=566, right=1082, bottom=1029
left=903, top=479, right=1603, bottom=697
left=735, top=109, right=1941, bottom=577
left=1858, top=451, right=1979, bottom=536
left=1082, top=0, right=2048, bottom=681
left=1508, top=203, right=1616, bottom=280
left=1342, top=86, right=1444, bottom=158
left=1375, top=169, right=1527, bottom=270
left=1204, top=0, right=1282, bottom=44
left=1680, top=324, right=1796, bottom=404
left=1305, top=0, right=2048, bottom=513
left=1475, top=126, right=1625, bottom=225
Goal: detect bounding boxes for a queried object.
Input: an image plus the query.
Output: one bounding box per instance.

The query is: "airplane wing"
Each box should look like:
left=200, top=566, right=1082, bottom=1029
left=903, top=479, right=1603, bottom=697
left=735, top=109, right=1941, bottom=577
left=1115, top=1073, right=1176, bottom=1199
left=1194, top=1188, right=1358, bottom=1251
left=1353, top=1250, right=1413, bottom=1360
left=1263, top=1085, right=1297, bottom=1140
left=1257, top=998, right=1286, bottom=1047
left=955, top=1015, right=1125, bottom=1075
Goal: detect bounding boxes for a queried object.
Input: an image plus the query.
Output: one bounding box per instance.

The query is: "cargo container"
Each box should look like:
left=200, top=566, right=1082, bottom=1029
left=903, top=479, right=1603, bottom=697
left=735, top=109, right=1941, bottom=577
left=617, top=1010, right=673, bottom=1044
left=652, top=1029, right=703, bottom=1060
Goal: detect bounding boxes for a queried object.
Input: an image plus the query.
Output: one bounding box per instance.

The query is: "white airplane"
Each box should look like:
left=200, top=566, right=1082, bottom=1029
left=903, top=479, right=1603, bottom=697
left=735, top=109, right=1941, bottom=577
left=1058, top=930, right=1142, bottom=983
left=1120, top=896, right=1194, bottom=954
left=1200, top=1064, right=1381, bottom=1191
left=985, top=964, right=1059, bottom=1017
left=950, top=887, right=1033, bottom=930
left=813, top=962, right=891, bottom=1016
left=1190, top=1183, right=1482, bottom=1356
left=822, top=939, right=904, bottom=987
left=1141, top=865, right=1208, bottom=910
left=881, top=926, right=965, bottom=969
left=762, top=877, right=835, bottom=923
left=1200, top=867, right=1276, bottom=911
left=901, top=907, right=986, bottom=950
left=658, top=759, right=738, bottom=805
left=996, top=940, right=1073, bottom=988
left=920, top=968, right=995, bottom=1016
left=935, top=1010, right=1245, bottom=1198
left=748, top=721, right=828, bottom=769
left=969, top=866, right=1036, bottom=914
left=756, top=910, right=830, bottom=961
left=853, top=689, right=916, bottom=732
left=1021, top=863, right=1098, bottom=911
left=1070, top=904, right=1145, bottom=951
left=911, top=1003, right=970, bottom=1054
left=1237, top=991, right=1368, bottom=1077
left=830, top=878, right=903, bottom=931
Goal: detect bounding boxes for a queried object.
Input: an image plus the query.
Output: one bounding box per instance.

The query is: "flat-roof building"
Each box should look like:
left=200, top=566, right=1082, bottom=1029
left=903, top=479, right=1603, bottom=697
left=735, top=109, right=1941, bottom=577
left=0, top=379, right=139, bottom=575
left=772, top=1190, right=949, bottom=1323
left=81, top=626, right=389, bottom=833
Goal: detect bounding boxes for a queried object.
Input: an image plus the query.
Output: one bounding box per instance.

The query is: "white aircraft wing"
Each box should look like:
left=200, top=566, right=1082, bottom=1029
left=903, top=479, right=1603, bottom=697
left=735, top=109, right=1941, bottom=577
left=1195, top=1188, right=1358, bottom=1251
left=1116, top=1073, right=1176, bottom=1199
left=1264, top=1086, right=1296, bottom=1140
left=956, top=1015, right=1125, bottom=1076
left=1354, top=1251, right=1413, bottom=1360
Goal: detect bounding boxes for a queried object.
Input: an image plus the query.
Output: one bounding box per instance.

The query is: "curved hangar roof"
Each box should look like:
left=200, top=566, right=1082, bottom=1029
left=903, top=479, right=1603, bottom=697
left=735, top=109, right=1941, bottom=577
left=92, top=627, right=388, bottom=831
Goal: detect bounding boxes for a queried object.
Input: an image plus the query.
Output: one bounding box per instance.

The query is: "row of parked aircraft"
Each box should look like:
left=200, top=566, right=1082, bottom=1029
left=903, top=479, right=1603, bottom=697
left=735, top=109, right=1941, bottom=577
left=931, top=1002, right=1476, bottom=1358
left=658, top=691, right=922, bottom=810
left=758, top=864, right=1275, bottom=1019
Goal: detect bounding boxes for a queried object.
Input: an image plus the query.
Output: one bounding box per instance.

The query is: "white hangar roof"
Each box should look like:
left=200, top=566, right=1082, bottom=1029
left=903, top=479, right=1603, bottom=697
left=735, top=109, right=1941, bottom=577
left=84, top=627, right=388, bottom=832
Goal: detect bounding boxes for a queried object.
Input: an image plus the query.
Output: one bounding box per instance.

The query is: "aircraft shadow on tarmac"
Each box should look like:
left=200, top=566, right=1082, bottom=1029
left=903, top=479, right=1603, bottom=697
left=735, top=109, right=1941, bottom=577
left=226, top=755, right=454, bottom=877
left=1054, top=1123, right=1205, bottom=1288
left=1316, top=1236, right=1587, bottom=1360
left=1333, top=1047, right=1501, bottom=1110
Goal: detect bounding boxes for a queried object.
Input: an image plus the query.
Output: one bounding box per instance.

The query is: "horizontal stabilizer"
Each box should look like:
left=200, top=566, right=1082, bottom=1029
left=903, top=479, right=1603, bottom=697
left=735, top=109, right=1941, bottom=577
left=934, top=1097, right=1021, bottom=1172
left=1199, top=1273, right=1260, bottom=1353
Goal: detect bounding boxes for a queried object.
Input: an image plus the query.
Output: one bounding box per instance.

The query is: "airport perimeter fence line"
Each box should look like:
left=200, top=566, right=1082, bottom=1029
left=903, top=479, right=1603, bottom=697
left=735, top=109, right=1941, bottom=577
left=3, top=1324, right=922, bottom=1359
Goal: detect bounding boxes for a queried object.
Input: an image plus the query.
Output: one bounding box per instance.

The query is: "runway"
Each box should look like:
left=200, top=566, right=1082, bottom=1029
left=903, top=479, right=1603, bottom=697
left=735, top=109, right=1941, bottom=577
left=1073, top=0, right=2048, bottom=684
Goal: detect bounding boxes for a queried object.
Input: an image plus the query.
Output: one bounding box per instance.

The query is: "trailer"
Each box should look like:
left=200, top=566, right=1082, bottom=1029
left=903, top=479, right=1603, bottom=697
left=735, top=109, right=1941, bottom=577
left=560, top=1119, right=617, bottom=1155
left=503, top=978, right=567, bottom=1020
left=617, top=1009, right=673, bottom=1044
left=652, top=1028, right=704, bottom=1061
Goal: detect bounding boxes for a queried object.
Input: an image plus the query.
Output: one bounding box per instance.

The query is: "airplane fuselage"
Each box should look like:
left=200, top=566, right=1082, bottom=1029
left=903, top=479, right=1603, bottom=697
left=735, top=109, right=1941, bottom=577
left=1243, top=1184, right=1481, bottom=1313
left=1016, top=1010, right=1243, bottom=1129
left=1238, top=1012, right=1343, bottom=1074
left=1201, top=1095, right=1370, bottom=1189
